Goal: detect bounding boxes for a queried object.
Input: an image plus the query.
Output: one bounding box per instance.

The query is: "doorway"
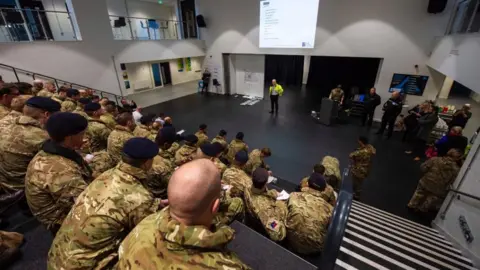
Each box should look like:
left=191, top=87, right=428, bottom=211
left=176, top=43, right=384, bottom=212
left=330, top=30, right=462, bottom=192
left=160, top=62, right=172, bottom=86
left=151, top=63, right=163, bottom=87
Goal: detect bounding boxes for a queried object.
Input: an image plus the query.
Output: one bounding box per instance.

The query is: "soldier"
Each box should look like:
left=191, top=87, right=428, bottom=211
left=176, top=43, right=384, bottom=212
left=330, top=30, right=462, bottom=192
left=195, top=123, right=209, bottom=147
left=212, top=129, right=228, bottom=148
left=0, top=230, right=24, bottom=266
left=408, top=149, right=462, bottom=212
left=299, top=165, right=336, bottom=206
left=349, top=136, right=376, bottom=200
left=100, top=101, right=118, bottom=129
left=32, top=79, right=44, bottom=96
left=87, top=150, right=115, bottom=179
left=52, top=86, right=67, bottom=104
left=0, top=83, right=19, bottom=119
left=286, top=174, right=333, bottom=255
left=244, top=168, right=288, bottom=242
left=0, top=96, right=60, bottom=194
left=107, top=112, right=136, bottom=164
left=223, top=150, right=251, bottom=199
left=61, top=88, right=81, bottom=112
left=156, top=126, right=177, bottom=164
left=322, top=156, right=341, bottom=190
left=134, top=114, right=156, bottom=140
left=174, top=134, right=198, bottom=166
left=72, top=97, right=90, bottom=119
left=14, top=82, right=33, bottom=95
left=145, top=154, right=174, bottom=199
left=244, top=147, right=272, bottom=175
left=48, top=138, right=166, bottom=269
left=25, top=112, right=92, bottom=233
left=37, top=81, right=56, bottom=98
left=99, top=97, right=109, bottom=111
left=329, top=84, right=344, bottom=104
left=82, top=102, right=111, bottom=154
left=196, top=142, right=227, bottom=176
left=0, top=95, right=31, bottom=130
left=116, top=159, right=251, bottom=270
left=226, top=132, right=249, bottom=163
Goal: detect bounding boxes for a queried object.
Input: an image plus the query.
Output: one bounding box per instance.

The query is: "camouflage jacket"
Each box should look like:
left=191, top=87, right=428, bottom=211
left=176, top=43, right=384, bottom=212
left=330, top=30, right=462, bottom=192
left=133, top=124, right=152, bottom=138
left=0, top=116, right=48, bottom=193
left=195, top=131, right=209, bottom=147
left=48, top=162, right=160, bottom=270
left=73, top=108, right=88, bottom=119
left=61, top=97, right=78, bottom=112
left=226, top=139, right=248, bottom=163
left=213, top=158, right=227, bottom=177
left=0, top=110, right=22, bottom=130
left=174, top=144, right=197, bottom=166
left=37, top=89, right=54, bottom=98
left=82, top=117, right=111, bottom=154
left=214, top=197, right=245, bottom=226
left=222, top=165, right=252, bottom=199
left=116, top=207, right=251, bottom=270
left=158, top=142, right=180, bottom=164
left=350, top=145, right=376, bottom=179
left=420, top=157, right=460, bottom=197
left=244, top=149, right=268, bottom=175
left=322, top=156, right=341, bottom=180
left=286, top=189, right=333, bottom=255
left=51, top=94, right=65, bottom=104
left=107, top=125, right=134, bottom=164
left=211, top=135, right=228, bottom=149
left=100, top=113, right=117, bottom=130
left=88, top=150, right=116, bottom=179
left=0, top=104, right=11, bottom=120
left=244, top=187, right=287, bottom=242
left=299, top=177, right=336, bottom=206
left=145, top=155, right=174, bottom=199
left=25, top=150, right=90, bottom=230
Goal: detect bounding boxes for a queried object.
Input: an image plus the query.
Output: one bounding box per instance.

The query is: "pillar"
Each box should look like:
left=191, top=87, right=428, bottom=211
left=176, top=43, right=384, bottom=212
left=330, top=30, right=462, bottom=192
left=303, top=55, right=311, bottom=84
left=439, top=76, right=454, bottom=99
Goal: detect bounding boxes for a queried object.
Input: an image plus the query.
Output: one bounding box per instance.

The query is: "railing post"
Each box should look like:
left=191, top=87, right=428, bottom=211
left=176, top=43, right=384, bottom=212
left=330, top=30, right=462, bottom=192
left=54, top=79, right=60, bottom=90
left=37, top=10, right=48, bottom=40
left=12, top=67, right=20, bottom=82
left=17, top=7, right=34, bottom=41
left=67, top=12, right=77, bottom=40
left=127, top=18, right=134, bottom=40
left=146, top=19, right=151, bottom=40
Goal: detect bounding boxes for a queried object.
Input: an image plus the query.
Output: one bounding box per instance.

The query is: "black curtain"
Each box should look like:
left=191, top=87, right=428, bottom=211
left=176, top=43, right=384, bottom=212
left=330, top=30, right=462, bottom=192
left=306, top=56, right=381, bottom=99
left=264, top=55, right=304, bottom=86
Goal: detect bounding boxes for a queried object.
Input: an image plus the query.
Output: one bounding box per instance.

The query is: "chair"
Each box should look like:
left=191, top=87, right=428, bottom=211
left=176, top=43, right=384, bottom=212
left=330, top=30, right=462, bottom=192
left=213, top=79, right=221, bottom=93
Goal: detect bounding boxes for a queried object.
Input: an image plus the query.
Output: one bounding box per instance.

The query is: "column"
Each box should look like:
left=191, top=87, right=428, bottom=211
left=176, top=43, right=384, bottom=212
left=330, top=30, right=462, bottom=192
left=439, top=76, right=454, bottom=99
left=303, top=55, right=311, bottom=84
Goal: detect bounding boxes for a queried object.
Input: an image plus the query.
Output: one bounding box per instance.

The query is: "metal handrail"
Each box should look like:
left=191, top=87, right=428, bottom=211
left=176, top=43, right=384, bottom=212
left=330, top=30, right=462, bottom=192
left=109, top=14, right=186, bottom=23
left=0, top=7, right=70, bottom=14
left=447, top=188, right=480, bottom=201
left=0, top=63, right=123, bottom=104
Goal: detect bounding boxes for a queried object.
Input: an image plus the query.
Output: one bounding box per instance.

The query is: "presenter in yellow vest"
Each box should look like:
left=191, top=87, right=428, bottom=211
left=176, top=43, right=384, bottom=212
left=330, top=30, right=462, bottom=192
left=269, top=79, right=284, bottom=114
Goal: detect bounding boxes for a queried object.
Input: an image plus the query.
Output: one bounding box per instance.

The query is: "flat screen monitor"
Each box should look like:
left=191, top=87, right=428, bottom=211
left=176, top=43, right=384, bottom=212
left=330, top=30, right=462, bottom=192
left=389, top=73, right=429, bottom=96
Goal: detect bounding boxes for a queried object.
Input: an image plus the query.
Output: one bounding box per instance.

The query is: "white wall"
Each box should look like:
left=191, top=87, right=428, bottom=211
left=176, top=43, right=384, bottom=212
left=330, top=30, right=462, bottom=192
left=107, top=0, right=176, bottom=20
left=428, top=33, right=480, bottom=95
left=232, top=54, right=265, bottom=98
left=168, top=57, right=203, bottom=85
left=125, top=61, right=153, bottom=91
left=196, top=0, right=454, bottom=119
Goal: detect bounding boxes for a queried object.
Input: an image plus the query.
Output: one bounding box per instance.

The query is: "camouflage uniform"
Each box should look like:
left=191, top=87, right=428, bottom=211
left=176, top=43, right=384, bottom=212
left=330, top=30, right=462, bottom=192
left=51, top=94, right=65, bottom=104
left=100, top=113, right=117, bottom=129
left=299, top=178, right=336, bottom=206
left=0, top=110, right=22, bottom=131
left=61, top=97, right=78, bottom=112
left=48, top=162, right=161, bottom=270
left=116, top=207, right=251, bottom=270
left=88, top=150, right=116, bottom=178
left=214, top=196, right=245, bottom=226
left=73, top=107, right=88, bottom=119
left=211, top=135, right=228, bottom=149
left=0, top=104, right=11, bottom=120
left=174, top=144, right=197, bottom=166
left=0, top=116, right=48, bottom=193
left=25, top=150, right=90, bottom=230
left=107, top=125, right=134, bottom=164
left=133, top=124, right=151, bottom=138
left=213, top=157, right=227, bottom=177
left=158, top=142, right=180, bottom=164
left=408, top=156, right=460, bottom=212
left=144, top=156, right=174, bottom=199
left=0, top=230, right=24, bottom=263
left=244, top=149, right=268, bottom=175
left=82, top=117, right=111, bottom=154
left=222, top=165, right=252, bottom=199
left=226, top=139, right=248, bottom=163
left=194, top=131, right=209, bottom=147
left=322, top=156, right=341, bottom=190
left=330, top=88, right=344, bottom=102
left=244, top=188, right=287, bottom=242
left=286, top=189, right=333, bottom=254
left=349, top=145, right=376, bottom=198
left=37, top=89, right=54, bottom=98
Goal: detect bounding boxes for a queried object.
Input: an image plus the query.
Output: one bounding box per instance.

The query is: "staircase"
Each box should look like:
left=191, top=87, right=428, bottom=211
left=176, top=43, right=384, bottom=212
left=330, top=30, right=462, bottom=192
left=335, top=201, right=476, bottom=270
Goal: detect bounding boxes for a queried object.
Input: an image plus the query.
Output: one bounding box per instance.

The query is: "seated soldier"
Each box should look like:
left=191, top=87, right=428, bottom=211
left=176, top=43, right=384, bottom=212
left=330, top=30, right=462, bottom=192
left=48, top=138, right=166, bottom=269
left=52, top=87, right=67, bottom=104
left=195, top=123, right=209, bottom=147
left=0, top=95, right=31, bottom=130
left=25, top=113, right=91, bottom=233
left=211, top=129, right=228, bottom=149
left=286, top=173, right=333, bottom=255
left=244, top=147, right=272, bottom=175
left=82, top=102, right=111, bottom=154
left=116, top=159, right=250, bottom=270
left=223, top=150, right=251, bottom=199
left=0, top=97, right=60, bottom=195
left=226, top=132, right=249, bottom=163
left=299, top=165, right=336, bottom=206
left=174, top=134, right=198, bottom=166
left=100, top=101, right=118, bottom=129
left=61, top=89, right=80, bottom=112
left=156, top=126, right=177, bottom=163
left=134, top=114, right=156, bottom=140
left=244, top=168, right=288, bottom=242
left=73, top=97, right=90, bottom=119
left=107, top=112, right=136, bottom=164
left=196, top=142, right=227, bottom=177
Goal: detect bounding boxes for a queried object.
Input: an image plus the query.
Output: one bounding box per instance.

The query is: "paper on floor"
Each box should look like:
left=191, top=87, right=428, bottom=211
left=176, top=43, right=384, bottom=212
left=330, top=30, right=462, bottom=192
left=177, top=130, right=185, bottom=135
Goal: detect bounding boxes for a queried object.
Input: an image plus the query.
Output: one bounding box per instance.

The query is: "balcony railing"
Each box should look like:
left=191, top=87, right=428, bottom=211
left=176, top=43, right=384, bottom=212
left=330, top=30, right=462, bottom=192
left=0, top=7, right=80, bottom=42
left=446, top=0, right=480, bottom=35
left=109, top=15, right=197, bottom=41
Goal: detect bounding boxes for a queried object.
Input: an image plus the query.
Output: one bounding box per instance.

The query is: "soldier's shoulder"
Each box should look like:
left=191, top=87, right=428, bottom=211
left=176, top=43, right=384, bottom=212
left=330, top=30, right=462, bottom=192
left=29, top=151, right=79, bottom=174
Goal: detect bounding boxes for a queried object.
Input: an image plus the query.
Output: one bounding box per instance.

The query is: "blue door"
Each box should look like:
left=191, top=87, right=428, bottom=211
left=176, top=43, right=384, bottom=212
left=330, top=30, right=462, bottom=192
left=151, top=63, right=162, bottom=87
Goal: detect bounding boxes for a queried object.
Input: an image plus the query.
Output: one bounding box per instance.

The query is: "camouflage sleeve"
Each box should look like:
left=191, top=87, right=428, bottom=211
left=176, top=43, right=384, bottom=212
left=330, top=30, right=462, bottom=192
left=175, top=151, right=193, bottom=166
left=259, top=211, right=287, bottom=242
left=421, top=158, right=435, bottom=173
left=100, top=127, right=112, bottom=143
left=50, top=172, right=88, bottom=208
left=349, top=149, right=360, bottom=160
left=127, top=198, right=160, bottom=229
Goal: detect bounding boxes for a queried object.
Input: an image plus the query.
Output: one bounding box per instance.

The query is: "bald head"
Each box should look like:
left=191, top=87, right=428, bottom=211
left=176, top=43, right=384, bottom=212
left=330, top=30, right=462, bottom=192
left=168, top=159, right=221, bottom=225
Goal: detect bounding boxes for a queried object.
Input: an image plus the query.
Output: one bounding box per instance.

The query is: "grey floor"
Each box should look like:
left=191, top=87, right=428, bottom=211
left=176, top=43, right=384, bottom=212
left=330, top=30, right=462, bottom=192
left=127, top=81, right=199, bottom=108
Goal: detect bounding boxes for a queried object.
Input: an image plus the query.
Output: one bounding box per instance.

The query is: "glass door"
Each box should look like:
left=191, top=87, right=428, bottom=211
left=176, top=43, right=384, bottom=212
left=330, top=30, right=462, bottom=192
left=151, top=63, right=162, bottom=87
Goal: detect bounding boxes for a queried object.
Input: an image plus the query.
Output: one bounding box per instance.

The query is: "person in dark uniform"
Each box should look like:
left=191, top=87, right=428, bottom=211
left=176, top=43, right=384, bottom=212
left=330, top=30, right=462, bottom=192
left=201, top=69, right=212, bottom=94
left=376, top=91, right=403, bottom=139
left=362, top=87, right=381, bottom=127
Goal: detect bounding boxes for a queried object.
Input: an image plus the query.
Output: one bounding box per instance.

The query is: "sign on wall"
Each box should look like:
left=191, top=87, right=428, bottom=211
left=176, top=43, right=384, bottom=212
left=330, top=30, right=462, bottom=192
left=177, top=58, right=184, bottom=72
left=186, top=57, right=192, bottom=71
left=389, top=73, right=429, bottom=96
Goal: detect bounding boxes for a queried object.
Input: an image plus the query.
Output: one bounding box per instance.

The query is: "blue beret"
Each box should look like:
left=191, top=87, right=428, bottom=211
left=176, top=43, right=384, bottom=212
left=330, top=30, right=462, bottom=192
left=66, top=89, right=80, bottom=97
left=185, top=134, right=198, bottom=144
left=235, top=150, right=249, bottom=163
left=46, top=112, right=88, bottom=141
left=200, top=143, right=222, bottom=158
left=123, top=137, right=159, bottom=159
left=78, top=98, right=91, bottom=105
left=308, top=173, right=326, bottom=191
left=84, top=102, right=101, bottom=112
left=26, top=96, right=61, bottom=113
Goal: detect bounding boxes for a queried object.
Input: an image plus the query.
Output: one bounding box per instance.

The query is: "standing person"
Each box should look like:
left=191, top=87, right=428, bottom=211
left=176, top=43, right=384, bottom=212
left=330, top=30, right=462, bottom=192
left=449, top=104, right=472, bottom=130
left=362, top=87, right=381, bottom=127
left=329, top=84, right=344, bottom=104
left=201, top=68, right=212, bottom=94
left=435, top=126, right=468, bottom=157
left=376, top=91, right=403, bottom=139
left=402, top=102, right=426, bottom=142
left=269, top=79, right=284, bottom=114
left=407, top=149, right=462, bottom=212
left=349, top=136, right=376, bottom=200
left=406, top=104, right=439, bottom=161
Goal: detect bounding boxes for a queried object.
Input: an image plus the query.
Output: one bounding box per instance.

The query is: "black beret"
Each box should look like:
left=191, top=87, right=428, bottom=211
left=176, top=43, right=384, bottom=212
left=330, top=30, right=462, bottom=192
left=200, top=143, right=222, bottom=158
left=46, top=112, right=88, bottom=142
left=199, top=123, right=207, bottom=130
left=123, top=137, right=159, bottom=160
left=78, top=98, right=91, bottom=105
left=84, top=102, right=101, bottom=112
left=252, top=168, right=269, bottom=186
left=66, top=89, right=80, bottom=97
left=185, top=134, right=198, bottom=144
left=26, top=96, right=61, bottom=113
left=235, top=150, right=249, bottom=163
left=308, top=173, right=327, bottom=191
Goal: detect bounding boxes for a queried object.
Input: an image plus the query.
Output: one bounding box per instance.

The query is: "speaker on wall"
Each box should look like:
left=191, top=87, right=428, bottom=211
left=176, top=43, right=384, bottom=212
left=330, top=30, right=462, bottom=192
left=428, top=0, right=448, bottom=14
left=196, top=15, right=207, bottom=28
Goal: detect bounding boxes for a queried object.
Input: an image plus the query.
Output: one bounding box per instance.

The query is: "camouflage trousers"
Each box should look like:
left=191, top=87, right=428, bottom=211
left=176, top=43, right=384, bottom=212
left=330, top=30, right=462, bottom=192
left=407, top=184, right=443, bottom=212
left=214, top=197, right=245, bottom=226
left=352, top=175, right=365, bottom=200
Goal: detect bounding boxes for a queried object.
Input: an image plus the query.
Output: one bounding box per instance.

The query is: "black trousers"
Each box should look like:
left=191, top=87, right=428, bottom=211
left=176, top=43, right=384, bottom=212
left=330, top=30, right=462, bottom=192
left=362, top=109, right=375, bottom=126
left=414, top=138, right=427, bottom=158
left=270, top=95, right=279, bottom=112
left=378, top=114, right=396, bottom=137
left=202, top=82, right=209, bottom=93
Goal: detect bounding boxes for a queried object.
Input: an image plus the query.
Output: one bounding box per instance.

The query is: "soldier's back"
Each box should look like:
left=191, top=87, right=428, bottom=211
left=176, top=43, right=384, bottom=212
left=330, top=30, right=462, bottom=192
left=37, top=90, right=53, bottom=98
left=0, top=104, right=11, bottom=119
left=0, top=111, right=22, bottom=130
left=61, top=99, right=77, bottom=112
left=195, top=131, right=209, bottom=147
left=116, top=208, right=251, bottom=270
left=420, top=157, right=460, bottom=196
left=244, top=149, right=263, bottom=175
left=133, top=124, right=151, bottom=138
left=227, top=139, right=248, bottom=163
left=107, top=126, right=134, bottom=163
left=84, top=118, right=111, bottom=153
left=223, top=166, right=252, bottom=198
left=100, top=113, right=116, bottom=129
left=211, top=136, right=227, bottom=148
left=146, top=155, right=174, bottom=199
left=174, top=144, right=197, bottom=166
